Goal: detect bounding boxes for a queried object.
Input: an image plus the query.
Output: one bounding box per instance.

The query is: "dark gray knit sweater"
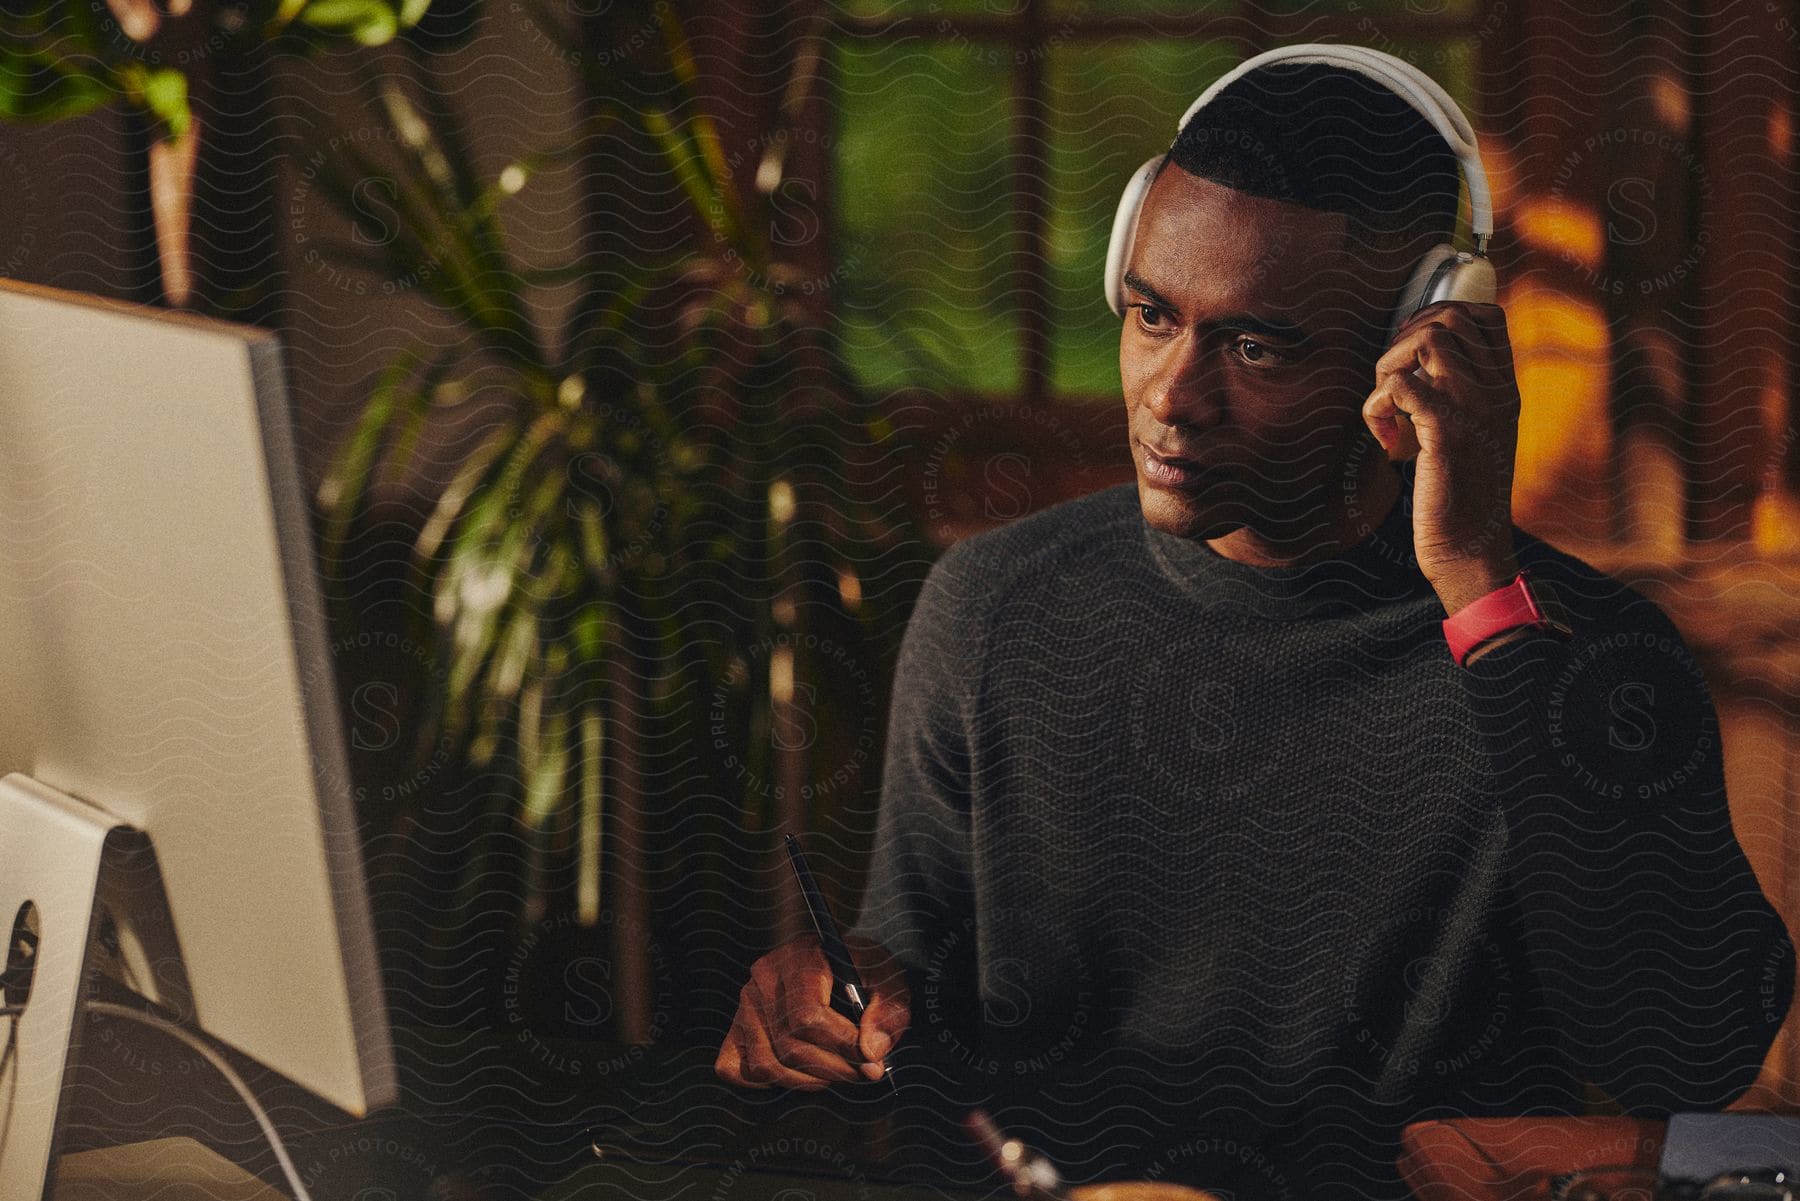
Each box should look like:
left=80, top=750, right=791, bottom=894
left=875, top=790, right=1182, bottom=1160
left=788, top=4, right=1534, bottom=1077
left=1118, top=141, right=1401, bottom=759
left=849, top=472, right=1793, bottom=1200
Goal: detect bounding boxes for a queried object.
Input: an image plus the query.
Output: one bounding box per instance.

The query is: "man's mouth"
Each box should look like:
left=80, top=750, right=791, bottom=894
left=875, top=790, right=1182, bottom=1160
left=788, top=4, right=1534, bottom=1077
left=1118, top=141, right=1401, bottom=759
left=1139, top=443, right=1216, bottom=491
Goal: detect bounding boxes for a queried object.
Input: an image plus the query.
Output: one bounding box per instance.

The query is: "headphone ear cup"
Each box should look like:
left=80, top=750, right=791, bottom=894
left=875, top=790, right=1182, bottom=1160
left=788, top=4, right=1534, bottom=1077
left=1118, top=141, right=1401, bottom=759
left=1385, top=243, right=1497, bottom=346
left=1104, top=155, right=1167, bottom=317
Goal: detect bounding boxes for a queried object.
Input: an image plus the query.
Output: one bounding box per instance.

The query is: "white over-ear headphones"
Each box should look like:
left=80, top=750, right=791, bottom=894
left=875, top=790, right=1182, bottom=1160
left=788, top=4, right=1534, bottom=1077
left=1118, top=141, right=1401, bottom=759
left=1102, top=43, right=1496, bottom=347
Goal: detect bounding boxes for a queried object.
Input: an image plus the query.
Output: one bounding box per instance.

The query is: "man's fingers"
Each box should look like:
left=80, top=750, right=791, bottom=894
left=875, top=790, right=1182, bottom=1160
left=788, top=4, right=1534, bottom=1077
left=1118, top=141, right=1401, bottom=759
left=1376, top=317, right=1482, bottom=386
left=856, top=991, right=912, bottom=1080
left=714, top=1026, right=742, bottom=1082
left=860, top=989, right=909, bottom=1058
left=736, top=1014, right=839, bottom=1089
left=717, top=992, right=817, bottom=1089
left=783, top=1005, right=865, bottom=1078
left=769, top=1031, right=864, bottom=1084
left=1364, top=371, right=1440, bottom=461
left=1462, top=301, right=1514, bottom=371
left=1368, top=304, right=1514, bottom=464
left=1364, top=379, right=1418, bottom=461
left=1418, top=326, right=1479, bottom=384
left=859, top=1016, right=893, bottom=1065
left=740, top=982, right=857, bottom=1088
left=745, top=990, right=888, bottom=1087
left=1391, top=300, right=1515, bottom=382
left=756, top=967, right=864, bottom=1083
left=770, top=952, right=862, bottom=1061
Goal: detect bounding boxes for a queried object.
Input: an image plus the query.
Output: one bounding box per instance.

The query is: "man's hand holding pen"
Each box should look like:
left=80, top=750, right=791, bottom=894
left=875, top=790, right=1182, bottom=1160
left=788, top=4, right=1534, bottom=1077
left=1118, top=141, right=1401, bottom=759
left=714, top=933, right=911, bottom=1090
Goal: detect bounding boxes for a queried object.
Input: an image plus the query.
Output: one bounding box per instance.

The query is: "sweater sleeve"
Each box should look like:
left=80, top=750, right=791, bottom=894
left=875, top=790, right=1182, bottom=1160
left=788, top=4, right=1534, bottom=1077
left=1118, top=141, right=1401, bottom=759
left=1457, top=567, right=1794, bottom=1113
left=847, top=541, right=983, bottom=1043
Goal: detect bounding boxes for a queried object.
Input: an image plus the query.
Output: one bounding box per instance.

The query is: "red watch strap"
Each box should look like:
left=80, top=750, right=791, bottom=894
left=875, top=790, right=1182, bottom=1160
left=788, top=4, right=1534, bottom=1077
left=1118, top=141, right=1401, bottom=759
left=1442, top=571, right=1551, bottom=667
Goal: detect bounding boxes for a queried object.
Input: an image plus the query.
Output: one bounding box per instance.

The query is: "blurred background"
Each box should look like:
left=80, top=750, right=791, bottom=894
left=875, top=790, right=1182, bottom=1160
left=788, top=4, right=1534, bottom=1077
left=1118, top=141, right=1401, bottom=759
left=3, top=0, right=1799, bottom=1123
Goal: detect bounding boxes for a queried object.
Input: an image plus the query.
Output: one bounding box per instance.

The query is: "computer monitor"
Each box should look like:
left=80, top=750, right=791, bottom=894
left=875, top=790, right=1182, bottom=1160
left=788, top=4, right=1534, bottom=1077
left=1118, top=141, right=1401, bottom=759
left=0, top=280, right=397, bottom=1192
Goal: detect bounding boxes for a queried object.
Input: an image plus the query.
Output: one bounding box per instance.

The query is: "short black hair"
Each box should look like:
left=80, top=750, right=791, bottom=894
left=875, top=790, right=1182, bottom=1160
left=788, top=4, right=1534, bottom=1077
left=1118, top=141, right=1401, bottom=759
left=1165, top=61, right=1461, bottom=247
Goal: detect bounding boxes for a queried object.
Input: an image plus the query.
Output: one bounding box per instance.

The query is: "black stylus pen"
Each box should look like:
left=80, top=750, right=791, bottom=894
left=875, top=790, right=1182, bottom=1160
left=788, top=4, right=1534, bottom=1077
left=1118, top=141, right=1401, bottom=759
left=782, top=833, right=898, bottom=1088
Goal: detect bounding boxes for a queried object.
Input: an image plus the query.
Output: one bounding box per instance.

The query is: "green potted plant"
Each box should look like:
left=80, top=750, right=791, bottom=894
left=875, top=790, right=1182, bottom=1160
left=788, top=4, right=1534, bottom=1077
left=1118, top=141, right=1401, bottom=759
left=308, top=2, right=924, bottom=1035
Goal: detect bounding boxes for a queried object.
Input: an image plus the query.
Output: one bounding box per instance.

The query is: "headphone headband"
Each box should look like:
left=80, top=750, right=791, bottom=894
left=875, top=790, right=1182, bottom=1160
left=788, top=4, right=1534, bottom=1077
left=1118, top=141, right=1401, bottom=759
left=1175, top=43, right=1492, bottom=241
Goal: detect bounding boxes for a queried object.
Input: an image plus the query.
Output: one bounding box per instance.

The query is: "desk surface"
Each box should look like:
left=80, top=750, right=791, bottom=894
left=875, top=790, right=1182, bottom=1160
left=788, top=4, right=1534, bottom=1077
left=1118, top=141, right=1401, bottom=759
left=540, top=1159, right=995, bottom=1201
left=56, top=1023, right=1253, bottom=1200
left=58, top=1027, right=1022, bottom=1201
left=59, top=1021, right=1385, bottom=1199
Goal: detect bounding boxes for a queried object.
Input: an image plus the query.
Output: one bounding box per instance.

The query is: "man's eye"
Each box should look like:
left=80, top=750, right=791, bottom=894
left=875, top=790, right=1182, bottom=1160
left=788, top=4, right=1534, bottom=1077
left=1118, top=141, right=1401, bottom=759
left=1135, top=304, right=1166, bottom=330
left=1233, top=336, right=1287, bottom=367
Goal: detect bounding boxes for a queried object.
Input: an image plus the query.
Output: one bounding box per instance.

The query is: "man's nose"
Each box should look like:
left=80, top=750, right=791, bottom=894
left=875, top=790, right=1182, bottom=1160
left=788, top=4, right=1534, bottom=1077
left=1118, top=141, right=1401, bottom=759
left=1142, top=336, right=1223, bottom=430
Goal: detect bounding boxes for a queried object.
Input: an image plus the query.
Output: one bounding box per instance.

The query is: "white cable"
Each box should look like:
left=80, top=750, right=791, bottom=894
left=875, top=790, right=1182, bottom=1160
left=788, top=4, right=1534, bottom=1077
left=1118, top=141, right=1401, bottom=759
left=84, top=1001, right=314, bottom=1201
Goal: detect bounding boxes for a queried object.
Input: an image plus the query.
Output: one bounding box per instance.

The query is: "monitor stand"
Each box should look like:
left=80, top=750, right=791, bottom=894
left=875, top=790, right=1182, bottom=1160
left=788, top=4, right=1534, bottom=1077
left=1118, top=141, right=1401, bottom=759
left=0, top=771, right=190, bottom=1201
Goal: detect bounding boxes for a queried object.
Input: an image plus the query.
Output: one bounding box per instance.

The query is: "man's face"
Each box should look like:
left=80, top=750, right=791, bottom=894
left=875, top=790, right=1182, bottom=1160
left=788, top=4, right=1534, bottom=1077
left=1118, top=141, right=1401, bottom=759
left=1120, top=167, right=1401, bottom=541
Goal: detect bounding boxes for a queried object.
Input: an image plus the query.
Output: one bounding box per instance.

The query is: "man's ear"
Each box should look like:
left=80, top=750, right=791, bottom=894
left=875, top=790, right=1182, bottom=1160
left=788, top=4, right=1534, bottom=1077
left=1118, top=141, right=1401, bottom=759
left=1372, top=219, right=1459, bottom=342
left=1335, top=218, right=1411, bottom=352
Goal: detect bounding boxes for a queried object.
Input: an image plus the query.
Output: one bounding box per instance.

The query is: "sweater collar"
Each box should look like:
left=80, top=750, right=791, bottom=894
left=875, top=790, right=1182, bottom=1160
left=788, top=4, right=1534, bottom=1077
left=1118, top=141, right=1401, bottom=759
left=1139, top=465, right=1434, bottom=619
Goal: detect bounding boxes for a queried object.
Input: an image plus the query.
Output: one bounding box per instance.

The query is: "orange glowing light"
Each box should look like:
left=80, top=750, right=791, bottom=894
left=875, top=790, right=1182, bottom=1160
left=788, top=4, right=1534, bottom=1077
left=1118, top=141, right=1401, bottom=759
left=1511, top=198, right=1604, bottom=273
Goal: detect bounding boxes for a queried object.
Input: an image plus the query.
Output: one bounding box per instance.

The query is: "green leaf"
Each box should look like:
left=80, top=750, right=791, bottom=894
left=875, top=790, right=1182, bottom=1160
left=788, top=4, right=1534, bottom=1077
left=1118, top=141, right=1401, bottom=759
left=394, top=58, right=486, bottom=219
left=415, top=421, right=518, bottom=564
left=362, top=73, right=538, bottom=363
left=441, top=505, right=522, bottom=625
left=139, top=68, right=189, bottom=140
left=483, top=409, right=567, bottom=531
left=303, top=144, right=455, bottom=303
left=271, top=0, right=312, bottom=33
left=444, top=597, right=504, bottom=715
left=520, top=705, right=570, bottom=829
left=571, top=603, right=608, bottom=662
left=319, top=346, right=420, bottom=512
left=316, top=345, right=429, bottom=608
left=483, top=602, right=538, bottom=707
left=306, top=94, right=536, bottom=364
left=574, top=499, right=610, bottom=580
left=565, top=264, right=665, bottom=377
left=299, top=0, right=400, bottom=46
left=641, top=107, right=742, bottom=254
left=656, top=5, right=738, bottom=218
left=380, top=357, right=463, bottom=489
left=540, top=540, right=583, bottom=609
left=467, top=689, right=507, bottom=767
left=440, top=530, right=518, bottom=740
left=0, top=48, right=114, bottom=124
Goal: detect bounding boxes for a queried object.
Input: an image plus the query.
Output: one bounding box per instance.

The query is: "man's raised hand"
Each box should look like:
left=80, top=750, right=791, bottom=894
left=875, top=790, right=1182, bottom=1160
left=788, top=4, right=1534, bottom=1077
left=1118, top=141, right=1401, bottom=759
left=1363, top=299, right=1521, bottom=614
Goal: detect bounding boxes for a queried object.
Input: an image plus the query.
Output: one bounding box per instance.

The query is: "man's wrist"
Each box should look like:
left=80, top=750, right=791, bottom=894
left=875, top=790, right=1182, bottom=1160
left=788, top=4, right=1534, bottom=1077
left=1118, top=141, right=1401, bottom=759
left=1429, top=553, right=1521, bottom=616
left=1440, top=567, right=1574, bottom=667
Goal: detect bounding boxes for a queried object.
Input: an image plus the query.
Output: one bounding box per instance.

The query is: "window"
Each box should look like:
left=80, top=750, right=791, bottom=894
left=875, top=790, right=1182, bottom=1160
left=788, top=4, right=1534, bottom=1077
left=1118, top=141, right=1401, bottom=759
left=826, top=1, right=1492, bottom=408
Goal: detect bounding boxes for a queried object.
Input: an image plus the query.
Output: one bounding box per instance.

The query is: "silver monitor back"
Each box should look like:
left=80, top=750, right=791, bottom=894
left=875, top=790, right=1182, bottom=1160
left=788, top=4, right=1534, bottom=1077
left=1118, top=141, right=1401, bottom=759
left=0, top=279, right=397, bottom=1116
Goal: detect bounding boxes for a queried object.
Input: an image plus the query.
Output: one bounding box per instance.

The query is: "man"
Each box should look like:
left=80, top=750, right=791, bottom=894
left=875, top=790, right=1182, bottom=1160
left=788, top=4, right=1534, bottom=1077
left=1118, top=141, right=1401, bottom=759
left=715, top=58, right=1794, bottom=1199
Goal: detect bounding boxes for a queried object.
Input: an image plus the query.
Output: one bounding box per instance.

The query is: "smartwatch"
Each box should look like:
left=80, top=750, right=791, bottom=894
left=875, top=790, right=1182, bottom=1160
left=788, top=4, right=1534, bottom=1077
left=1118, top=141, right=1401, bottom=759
left=1442, top=569, right=1572, bottom=667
